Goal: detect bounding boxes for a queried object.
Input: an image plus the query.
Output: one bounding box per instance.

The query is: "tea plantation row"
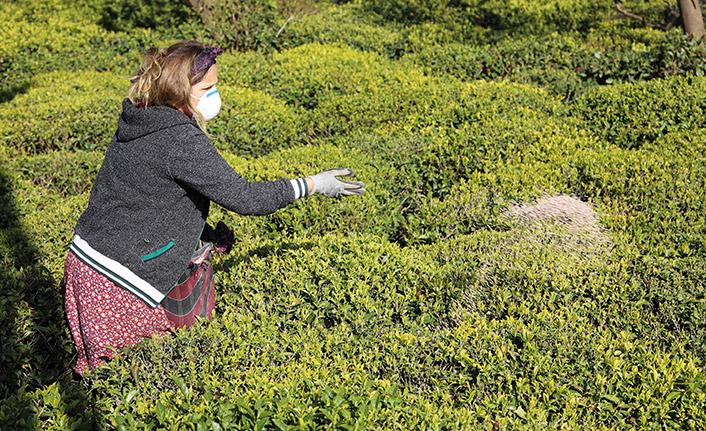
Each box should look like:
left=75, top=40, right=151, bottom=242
left=1, top=0, right=705, bottom=429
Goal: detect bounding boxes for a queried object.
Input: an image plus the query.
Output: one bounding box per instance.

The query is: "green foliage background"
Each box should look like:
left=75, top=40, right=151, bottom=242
left=1, top=0, right=706, bottom=429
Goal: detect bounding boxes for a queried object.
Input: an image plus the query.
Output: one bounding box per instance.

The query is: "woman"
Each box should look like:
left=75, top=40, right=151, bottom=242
left=63, top=40, right=365, bottom=375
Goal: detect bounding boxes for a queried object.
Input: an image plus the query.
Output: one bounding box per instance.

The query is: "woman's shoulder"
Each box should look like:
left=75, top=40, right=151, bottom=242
left=119, top=100, right=204, bottom=141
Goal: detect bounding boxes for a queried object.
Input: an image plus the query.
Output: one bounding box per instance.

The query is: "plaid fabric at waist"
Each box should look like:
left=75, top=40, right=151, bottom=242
left=161, top=241, right=216, bottom=328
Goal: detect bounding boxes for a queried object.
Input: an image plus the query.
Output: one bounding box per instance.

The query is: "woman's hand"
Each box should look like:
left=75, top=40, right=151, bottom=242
left=309, top=168, right=366, bottom=198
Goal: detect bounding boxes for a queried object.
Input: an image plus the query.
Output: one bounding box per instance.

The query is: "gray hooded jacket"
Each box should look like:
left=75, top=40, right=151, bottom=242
left=71, top=99, right=294, bottom=307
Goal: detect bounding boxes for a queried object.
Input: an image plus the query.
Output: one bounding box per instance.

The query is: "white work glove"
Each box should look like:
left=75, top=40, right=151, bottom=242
left=310, top=168, right=366, bottom=198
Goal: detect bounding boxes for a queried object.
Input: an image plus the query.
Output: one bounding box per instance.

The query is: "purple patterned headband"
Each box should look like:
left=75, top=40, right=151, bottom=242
left=191, top=44, right=222, bottom=77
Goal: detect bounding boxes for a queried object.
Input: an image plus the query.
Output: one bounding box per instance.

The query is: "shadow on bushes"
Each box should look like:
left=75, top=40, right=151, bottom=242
left=0, top=82, right=29, bottom=105
left=0, top=163, right=97, bottom=427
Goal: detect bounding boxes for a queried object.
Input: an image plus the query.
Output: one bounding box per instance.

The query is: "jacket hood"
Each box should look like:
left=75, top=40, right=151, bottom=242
left=116, top=98, right=196, bottom=142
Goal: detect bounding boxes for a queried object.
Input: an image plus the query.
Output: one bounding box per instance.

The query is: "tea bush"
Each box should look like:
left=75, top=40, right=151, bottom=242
left=212, top=144, right=403, bottom=240
left=564, top=132, right=706, bottom=255
left=194, top=0, right=323, bottom=52
left=89, top=0, right=199, bottom=33
left=0, top=13, right=156, bottom=101
left=360, top=0, right=609, bottom=33
left=0, top=71, right=129, bottom=154
left=278, top=3, right=409, bottom=57
left=217, top=43, right=435, bottom=142
left=81, top=229, right=706, bottom=429
left=456, top=0, right=601, bottom=34
left=210, top=85, right=305, bottom=156
left=360, top=0, right=452, bottom=25
left=0, top=193, right=85, bottom=402
left=405, top=30, right=706, bottom=100
left=573, top=75, right=706, bottom=149
left=3, top=0, right=706, bottom=429
left=358, top=0, right=669, bottom=37
left=9, top=151, right=103, bottom=198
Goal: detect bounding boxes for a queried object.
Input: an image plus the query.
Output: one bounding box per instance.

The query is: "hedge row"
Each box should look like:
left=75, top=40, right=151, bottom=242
left=0, top=71, right=128, bottom=154
left=52, top=228, right=706, bottom=429
left=3, top=42, right=704, bottom=265
left=3, top=1, right=705, bottom=105
left=360, top=0, right=611, bottom=34
left=0, top=1, right=158, bottom=100
left=404, top=30, right=706, bottom=100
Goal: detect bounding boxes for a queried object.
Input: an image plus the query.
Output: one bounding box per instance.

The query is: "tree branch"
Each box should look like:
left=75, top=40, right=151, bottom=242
left=275, top=15, right=295, bottom=38
left=614, top=2, right=677, bottom=31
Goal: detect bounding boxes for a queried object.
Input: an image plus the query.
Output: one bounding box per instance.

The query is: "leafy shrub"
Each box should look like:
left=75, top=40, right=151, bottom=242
left=405, top=30, right=706, bottom=100
left=80, top=226, right=706, bottom=429
left=90, top=0, right=200, bottom=33
left=0, top=145, right=90, bottom=401
left=10, top=151, right=103, bottom=198
left=215, top=49, right=272, bottom=88
left=559, top=130, right=706, bottom=364
left=358, top=0, right=671, bottom=37
left=0, top=9, right=156, bottom=99
left=223, top=43, right=572, bottom=147
left=360, top=0, right=452, bottom=25
left=563, top=129, right=706, bottom=258
left=573, top=75, right=706, bottom=149
left=360, top=0, right=612, bottom=34
left=376, top=81, right=572, bottom=196
left=217, top=42, right=577, bottom=206
left=0, top=381, right=100, bottom=430
left=571, top=30, right=706, bottom=86
left=1, top=0, right=97, bottom=24
left=207, top=143, right=402, bottom=242
left=242, top=43, right=396, bottom=108
left=0, top=188, right=86, bottom=401
left=0, top=71, right=127, bottom=154
left=223, top=43, right=437, bottom=140
left=460, top=0, right=610, bottom=34
left=198, top=0, right=318, bottom=52
left=277, top=2, right=410, bottom=58
left=210, top=85, right=305, bottom=156
left=404, top=33, right=595, bottom=100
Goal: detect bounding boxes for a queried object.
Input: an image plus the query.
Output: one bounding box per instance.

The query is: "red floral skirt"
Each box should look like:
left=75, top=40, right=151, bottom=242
left=64, top=224, right=232, bottom=375
left=63, top=252, right=174, bottom=374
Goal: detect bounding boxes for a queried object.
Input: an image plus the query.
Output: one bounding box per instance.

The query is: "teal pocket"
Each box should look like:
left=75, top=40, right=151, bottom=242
left=141, top=240, right=175, bottom=262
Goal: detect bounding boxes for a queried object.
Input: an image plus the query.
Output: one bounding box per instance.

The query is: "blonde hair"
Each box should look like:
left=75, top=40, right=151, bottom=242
left=128, top=40, right=211, bottom=133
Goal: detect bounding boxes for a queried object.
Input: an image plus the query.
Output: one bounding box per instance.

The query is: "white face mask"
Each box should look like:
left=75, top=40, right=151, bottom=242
left=191, top=87, right=221, bottom=121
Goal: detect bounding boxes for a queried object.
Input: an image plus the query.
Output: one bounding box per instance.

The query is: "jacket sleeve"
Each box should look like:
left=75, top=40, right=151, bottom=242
left=167, top=128, right=295, bottom=215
